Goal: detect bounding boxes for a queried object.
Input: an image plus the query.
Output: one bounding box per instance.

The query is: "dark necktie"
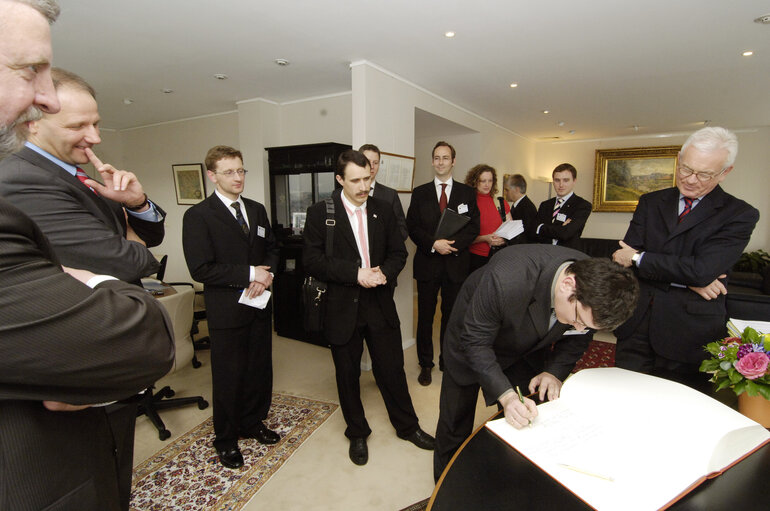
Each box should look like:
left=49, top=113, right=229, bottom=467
left=76, top=167, right=98, bottom=195
left=231, top=201, right=249, bottom=235
left=439, top=183, right=448, bottom=212
left=678, top=197, right=693, bottom=223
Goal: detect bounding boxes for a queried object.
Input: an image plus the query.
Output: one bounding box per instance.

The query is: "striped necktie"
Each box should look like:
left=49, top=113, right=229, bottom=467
left=75, top=167, right=98, bottom=195
left=678, top=197, right=693, bottom=223
left=231, top=201, right=249, bottom=235
left=552, top=198, right=563, bottom=220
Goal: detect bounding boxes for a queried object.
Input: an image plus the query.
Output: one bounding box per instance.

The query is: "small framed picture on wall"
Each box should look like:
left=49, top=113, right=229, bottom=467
left=172, top=163, right=206, bottom=205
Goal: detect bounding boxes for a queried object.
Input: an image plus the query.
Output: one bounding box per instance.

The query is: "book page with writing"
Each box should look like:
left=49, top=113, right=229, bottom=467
left=485, top=368, right=770, bottom=511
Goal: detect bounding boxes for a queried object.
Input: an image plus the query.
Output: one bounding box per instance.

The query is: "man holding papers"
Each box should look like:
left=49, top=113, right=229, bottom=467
left=406, top=141, right=479, bottom=385
left=433, top=245, right=638, bottom=481
left=182, top=145, right=280, bottom=469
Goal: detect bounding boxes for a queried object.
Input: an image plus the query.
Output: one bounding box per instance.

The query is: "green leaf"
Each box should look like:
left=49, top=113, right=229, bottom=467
left=728, top=368, right=743, bottom=384
left=758, top=385, right=770, bottom=401
left=699, top=359, right=719, bottom=372
left=745, top=380, right=760, bottom=396
left=743, top=327, right=760, bottom=344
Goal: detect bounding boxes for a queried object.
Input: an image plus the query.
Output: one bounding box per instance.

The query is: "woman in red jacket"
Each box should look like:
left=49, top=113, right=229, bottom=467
left=465, top=164, right=511, bottom=272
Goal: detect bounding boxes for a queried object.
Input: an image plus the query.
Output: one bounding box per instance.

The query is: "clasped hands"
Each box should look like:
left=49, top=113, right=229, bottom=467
left=82, top=148, right=149, bottom=212
left=482, top=234, right=506, bottom=247
left=499, top=372, right=562, bottom=429
left=358, top=266, right=387, bottom=288
left=433, top=238, right=457, bottom=255
left=246, top=265, right=273, bottom=298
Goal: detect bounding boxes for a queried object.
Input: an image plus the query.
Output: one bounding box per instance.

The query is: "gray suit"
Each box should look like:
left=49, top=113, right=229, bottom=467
left=0, top=197, right=174, bottom=511
left=0, top=147, right=163, bottom=283
left=434, top=245, right=592, bottom=479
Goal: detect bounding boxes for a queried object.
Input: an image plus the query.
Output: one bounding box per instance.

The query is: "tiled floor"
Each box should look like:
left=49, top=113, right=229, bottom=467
left=133, top=324, right=497, bottom=510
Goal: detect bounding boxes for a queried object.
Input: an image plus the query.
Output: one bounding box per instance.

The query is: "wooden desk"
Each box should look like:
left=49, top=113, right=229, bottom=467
left=429, top=412, right=770, bottom=511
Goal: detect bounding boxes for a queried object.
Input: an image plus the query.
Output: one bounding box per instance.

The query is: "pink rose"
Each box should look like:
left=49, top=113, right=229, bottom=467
left=734, top=352, right=770, bottom=380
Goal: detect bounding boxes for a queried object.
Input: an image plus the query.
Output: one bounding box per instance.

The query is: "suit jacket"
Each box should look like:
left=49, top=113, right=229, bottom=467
left=406, top=179, right=480, bottom=282
left=303, top=190, right=407, bottom=345
left=614, top=186, right=759, bottom=363
left=534, top=193, right=592, bottom=249
left=0, top=147, right=164, bottom=282
left=443, top=245, right=592, bottom=404
left=182, top=193, right=279, bottom=330
left=372, top=181, right=408, bottom=241
left=509, top=194, right=538, bottom=244
left=0, top=197, right=175, bottom=511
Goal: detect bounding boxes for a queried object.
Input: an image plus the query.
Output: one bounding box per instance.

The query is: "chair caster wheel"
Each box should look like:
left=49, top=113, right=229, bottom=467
left=192, top=359, right=202, bottom=368
left=159, top=429, right=171, bottom=441
left=198, top=399, right=209, bottom=410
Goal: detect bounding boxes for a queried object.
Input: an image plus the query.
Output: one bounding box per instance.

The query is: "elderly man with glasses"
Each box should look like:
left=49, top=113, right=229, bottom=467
left=612, top=127, right=759, bottom=393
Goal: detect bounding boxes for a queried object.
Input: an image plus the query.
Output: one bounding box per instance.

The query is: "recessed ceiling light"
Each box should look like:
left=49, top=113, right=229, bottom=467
left=742, top=50, right=754, bottom=56
left=509, top=82, right=518, bottom=88
left=444, top=31, right=456, bottom=38
left=568, top=130, right=576, bottom=135
left=274, top=58, right=290, bottom=66
left=123, top=98, right=133, bottom=105
left=162, top=88, right=173, bottom=94
left=754, top=14, right=770, bottom=24
left=557, top=121, right=565, bottom=127
left=213, top=73, right=229, bottom=80
left=542, top=110, right=549, bottom=114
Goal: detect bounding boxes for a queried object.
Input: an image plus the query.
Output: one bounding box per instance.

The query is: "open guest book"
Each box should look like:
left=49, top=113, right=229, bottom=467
left=486, top=367, right=770, bottom=511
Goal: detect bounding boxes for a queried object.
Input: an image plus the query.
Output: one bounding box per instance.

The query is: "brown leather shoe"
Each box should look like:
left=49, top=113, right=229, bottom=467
left=418, top=366, right=432, bottom=386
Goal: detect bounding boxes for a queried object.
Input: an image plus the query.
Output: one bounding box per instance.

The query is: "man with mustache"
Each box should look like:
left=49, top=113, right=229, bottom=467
left=0, top=1, right=175, bottom=509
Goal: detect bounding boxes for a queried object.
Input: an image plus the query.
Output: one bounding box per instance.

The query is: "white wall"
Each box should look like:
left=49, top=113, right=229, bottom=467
left=534, top=128, right=769, bottom=250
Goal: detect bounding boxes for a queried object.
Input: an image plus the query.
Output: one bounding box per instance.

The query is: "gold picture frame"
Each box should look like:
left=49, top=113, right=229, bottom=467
left=593, top=146, right=680, bottom=212
left=172, top=163, right=206, bottom=205
left=377, top=151, right=415, bottom=192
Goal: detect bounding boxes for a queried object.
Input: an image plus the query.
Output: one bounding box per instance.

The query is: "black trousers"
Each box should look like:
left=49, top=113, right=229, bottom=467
left=330, top=290, right=419, bottom=439
left=416, top=277, right=462, bottom=369
left=209, top=313, right=273, bottom=451
left=433, top=358, right=537, bottom=482
left=615, top=302, right=711, bottom=395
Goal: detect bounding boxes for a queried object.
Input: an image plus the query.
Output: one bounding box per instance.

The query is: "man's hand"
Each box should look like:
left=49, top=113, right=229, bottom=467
left=499, top=391, right=538, bottom=429
left=253, top=265, right=273, bottom=287
left=43, top=401, right=91, bottom=412
left=357, top=267, right=386, bottom=288
left=83, top=148, right=148, bottom=211
left=433, top=239, right=457, bottom=255
left=61, top=266, right=96, bottom=284
left=689, top=274, right=728, bottom=300
left=612, top=240, right=638, bottom=268
left=529, top=372, right=562, bottom=401
left=245, top=280, right=266, bottom=298
left=484, top=234, right=506, bottom=247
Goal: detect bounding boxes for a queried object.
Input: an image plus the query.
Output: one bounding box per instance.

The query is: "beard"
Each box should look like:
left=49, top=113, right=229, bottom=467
left=0, top=106, right=42, bottom=160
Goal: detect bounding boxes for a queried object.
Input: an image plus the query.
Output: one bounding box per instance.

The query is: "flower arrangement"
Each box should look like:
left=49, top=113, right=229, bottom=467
left=700, top=327, right=770, bottom=400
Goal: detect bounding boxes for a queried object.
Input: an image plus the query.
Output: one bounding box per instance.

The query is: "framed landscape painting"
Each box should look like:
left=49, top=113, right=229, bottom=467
left=172, top=163, right=206, bottom=205
left=592, top=146, right=680, bottom=212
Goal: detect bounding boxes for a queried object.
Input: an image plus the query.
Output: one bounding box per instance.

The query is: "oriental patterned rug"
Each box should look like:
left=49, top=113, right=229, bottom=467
left=130, top=393, right=338, bottom=511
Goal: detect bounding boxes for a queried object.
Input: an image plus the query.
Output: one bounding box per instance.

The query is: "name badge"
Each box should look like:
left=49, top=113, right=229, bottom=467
left=556, top=213, right=567, bottom=222
left=564, top=328, right=589, bottom=336
left=457, top=203, right=468, bottom=214
left=257, top=226, right=266, bottom=238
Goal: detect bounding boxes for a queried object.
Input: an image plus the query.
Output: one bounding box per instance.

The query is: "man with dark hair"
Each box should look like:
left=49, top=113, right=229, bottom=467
left=407, top=140, right=480, bottom=385
left=0, top=67, right=165, bottom=284
left=533, top=163, right=592, bottom=249
left=433, top=244, right=638, bottom=480
left=613, top=127, right=759, bottom=392
left=182, top=145, right=280, bottom=469
left=503, top=173, right=537, bottom=244
left=0, top=2, right=175, bottom=509
left=359, top=143, right=408, bottom=241
left=304, top=149, right=434, bottom=466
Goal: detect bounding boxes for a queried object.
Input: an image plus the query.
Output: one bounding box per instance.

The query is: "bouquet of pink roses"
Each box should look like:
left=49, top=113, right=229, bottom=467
left=700, top=327, right=770, bottom=399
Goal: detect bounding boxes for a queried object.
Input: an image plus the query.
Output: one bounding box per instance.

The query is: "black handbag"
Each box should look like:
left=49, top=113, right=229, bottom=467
left=302, top=198, right=334, bottom=333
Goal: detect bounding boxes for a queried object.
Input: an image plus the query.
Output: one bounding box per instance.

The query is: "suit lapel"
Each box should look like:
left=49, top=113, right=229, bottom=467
left=366, top=199, right=383, bottom=264
left=665, top=186, right=724, bottom=242
left=333, top=194, right=359, bottom=255
left=208, top=195, right=249, bottom=241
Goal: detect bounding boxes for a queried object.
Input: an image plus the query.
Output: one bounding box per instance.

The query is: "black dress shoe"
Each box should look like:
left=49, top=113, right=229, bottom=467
left=418, top=367, right=432, bottom=386
left=242, top=422, right=280, bottom=444
left=216, top=446, right=244, bottom=469
left=349, top=437, right=368, bottom=465
left=399, top=428, right=435, bottom=450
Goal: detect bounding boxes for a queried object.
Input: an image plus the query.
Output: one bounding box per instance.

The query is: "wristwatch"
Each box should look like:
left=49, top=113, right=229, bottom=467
left=631, top=252, right=641, bottom=265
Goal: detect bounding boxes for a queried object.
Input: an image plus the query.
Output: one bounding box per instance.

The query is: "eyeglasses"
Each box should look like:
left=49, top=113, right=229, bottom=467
left=676, top=163, right=726, bottom=182
left=215, top=169, right=248, bottom=177
left=573, top=301, right=588, bottom=331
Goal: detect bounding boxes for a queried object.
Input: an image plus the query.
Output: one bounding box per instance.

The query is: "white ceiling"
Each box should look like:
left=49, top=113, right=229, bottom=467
left=50, top=0, right=770, bottom=141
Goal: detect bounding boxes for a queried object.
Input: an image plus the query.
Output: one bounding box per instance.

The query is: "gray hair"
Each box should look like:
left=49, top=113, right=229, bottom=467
left=681, top=127, right=738, bottom=169
left=505, top=173, right=527, bottom=194
left=10, top=0, right=60, bottom=24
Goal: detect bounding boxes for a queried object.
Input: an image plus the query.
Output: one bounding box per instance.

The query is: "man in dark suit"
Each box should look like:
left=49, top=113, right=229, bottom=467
left=533, top=163, right=592, bottom=249
left=0, top=68, right=164, bottom=284
left=0, top=3, right=175, bottom=509
left=503, top=173, right=537, bottom=244
left=359, top=143, right=407, bottom=241
left=304, top=150, right=434, bottom=466
left=406, top=141, right=480, bottom=385
left=434, top=245, right=639, bottom=480
left=612, top=127, right=759, bottom=392
left=182, top=145, right=280, bottom=469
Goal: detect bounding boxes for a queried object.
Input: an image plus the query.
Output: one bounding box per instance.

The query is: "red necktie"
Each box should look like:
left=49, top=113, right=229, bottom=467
left=678, top=197, right=693, bottom=223
left=439, top=183, right=448, bottom=212
left=76, top=167, right=98, bottom=195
